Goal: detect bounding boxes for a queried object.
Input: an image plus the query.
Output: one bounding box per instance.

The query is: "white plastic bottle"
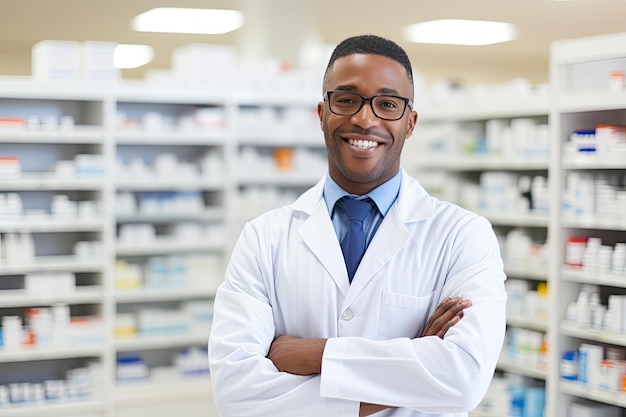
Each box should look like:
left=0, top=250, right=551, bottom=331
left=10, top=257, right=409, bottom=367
left=611, top=243, right=626, bottom=274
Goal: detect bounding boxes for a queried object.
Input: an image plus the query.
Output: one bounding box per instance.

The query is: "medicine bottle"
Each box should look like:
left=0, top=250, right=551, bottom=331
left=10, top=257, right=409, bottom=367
left=560, top=351, right=578, bottom=381
left=609, top=70, right=625, bottom=92
left=565, top=236, right=587, bottom=267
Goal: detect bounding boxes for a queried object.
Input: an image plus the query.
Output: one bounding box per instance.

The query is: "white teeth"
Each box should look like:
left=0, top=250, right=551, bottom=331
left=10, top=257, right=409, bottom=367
left=348, top=139, right=379, bottom=149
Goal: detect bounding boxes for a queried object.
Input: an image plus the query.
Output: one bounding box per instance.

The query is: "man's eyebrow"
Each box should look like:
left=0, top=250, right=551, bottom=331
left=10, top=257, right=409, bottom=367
left=379, top=87, right=402, bottom=95
left=332, top=85, right=403, bottom=96
left=333, top=85, right=357, bottom=92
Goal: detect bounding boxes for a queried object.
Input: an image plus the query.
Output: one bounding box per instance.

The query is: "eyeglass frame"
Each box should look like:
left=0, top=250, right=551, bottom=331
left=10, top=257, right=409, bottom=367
left=324, top=90, right=414, bottom=121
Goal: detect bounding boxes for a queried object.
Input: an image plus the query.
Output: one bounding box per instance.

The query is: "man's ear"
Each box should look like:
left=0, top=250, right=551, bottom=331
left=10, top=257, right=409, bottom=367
left=317, top=101, right=324, bottom=129
left=405, top=110, right=418, bottom=138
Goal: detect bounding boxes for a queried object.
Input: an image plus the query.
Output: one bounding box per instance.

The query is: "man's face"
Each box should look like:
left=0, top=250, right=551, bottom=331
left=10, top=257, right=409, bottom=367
left=317, top=53, right=418, bottom=195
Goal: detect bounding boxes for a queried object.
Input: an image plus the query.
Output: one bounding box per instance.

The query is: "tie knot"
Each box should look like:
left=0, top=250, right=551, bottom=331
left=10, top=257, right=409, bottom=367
left=339, top=198, right=372, bottom=222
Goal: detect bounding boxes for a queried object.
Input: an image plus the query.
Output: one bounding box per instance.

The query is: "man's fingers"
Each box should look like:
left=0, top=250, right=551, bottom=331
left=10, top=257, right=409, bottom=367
left=436, top=315, right=460, bottom=338
left=421, top=296, right=471, bottom=338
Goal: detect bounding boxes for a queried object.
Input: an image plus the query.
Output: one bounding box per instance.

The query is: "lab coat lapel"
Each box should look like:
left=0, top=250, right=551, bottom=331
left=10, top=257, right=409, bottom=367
left=296, top=180, right=350, bottom=297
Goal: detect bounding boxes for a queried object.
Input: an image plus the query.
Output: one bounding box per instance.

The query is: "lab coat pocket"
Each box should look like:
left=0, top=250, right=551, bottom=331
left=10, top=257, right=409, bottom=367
left=378, top=290, right=434, bottom=340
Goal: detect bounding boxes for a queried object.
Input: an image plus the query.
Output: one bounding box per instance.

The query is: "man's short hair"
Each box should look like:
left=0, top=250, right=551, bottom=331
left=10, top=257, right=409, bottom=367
left=324, top=34, right=414, bottom=88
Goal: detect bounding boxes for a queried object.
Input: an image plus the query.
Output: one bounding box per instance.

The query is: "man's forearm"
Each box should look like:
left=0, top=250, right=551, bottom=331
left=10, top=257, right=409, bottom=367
left=267, top=336, right=327, bottom=375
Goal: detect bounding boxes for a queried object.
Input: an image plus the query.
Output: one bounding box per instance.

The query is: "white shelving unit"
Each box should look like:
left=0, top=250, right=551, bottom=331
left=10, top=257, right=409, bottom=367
left=232, top=92, right=325, bottom=230
left=0, top=77, right=322, bottom=417
left=0, top=78, right=114, bottom=416
left=405, top=90, right=552, bottom=417
left=547, top=32, right=626, bottom=417
left=110, top=86, right=230, bottom=416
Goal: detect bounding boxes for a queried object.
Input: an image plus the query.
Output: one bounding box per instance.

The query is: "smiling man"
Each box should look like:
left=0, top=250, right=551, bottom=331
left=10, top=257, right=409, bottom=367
left=208, top=34, right=507, bottom=417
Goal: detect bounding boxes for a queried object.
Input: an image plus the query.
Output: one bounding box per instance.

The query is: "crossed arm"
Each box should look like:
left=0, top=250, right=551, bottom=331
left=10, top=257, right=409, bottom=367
left=266, top=296, right=472, bottom=416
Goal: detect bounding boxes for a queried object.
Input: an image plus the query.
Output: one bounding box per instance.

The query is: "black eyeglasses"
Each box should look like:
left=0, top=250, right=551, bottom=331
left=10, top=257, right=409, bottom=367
left=325, top=90, right=413, bottom=121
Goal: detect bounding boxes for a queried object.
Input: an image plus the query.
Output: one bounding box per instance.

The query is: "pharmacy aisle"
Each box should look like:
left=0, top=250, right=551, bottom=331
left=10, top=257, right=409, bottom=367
left=548, top=32, right=626, bottom=417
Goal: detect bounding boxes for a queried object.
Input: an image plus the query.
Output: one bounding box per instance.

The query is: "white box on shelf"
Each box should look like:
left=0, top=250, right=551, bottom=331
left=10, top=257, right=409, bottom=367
left=82, top=41, right=119, bottom=81
left=578, top=343, right=604, bottom=388
left=32, top=40, right=81, bottom=80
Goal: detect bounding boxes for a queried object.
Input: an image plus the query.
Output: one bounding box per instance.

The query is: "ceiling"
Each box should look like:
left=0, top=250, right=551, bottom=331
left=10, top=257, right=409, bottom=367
left=2, top=0, right=626, bottom=87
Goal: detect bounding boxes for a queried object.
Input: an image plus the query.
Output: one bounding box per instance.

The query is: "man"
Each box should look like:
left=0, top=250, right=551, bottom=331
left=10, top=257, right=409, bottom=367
left=208, top=34, right=507, bottom=416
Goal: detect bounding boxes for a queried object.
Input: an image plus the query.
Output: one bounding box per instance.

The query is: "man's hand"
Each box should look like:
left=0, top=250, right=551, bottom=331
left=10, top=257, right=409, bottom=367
left=267, top=297, right=471, bottom=415
left=267, top=296, right=471, bottom=375
left=359, top=296, right=471, bottom=416
left=267, top=335, right=327, bottom=375
left=421, top=296, right=471, bottom=338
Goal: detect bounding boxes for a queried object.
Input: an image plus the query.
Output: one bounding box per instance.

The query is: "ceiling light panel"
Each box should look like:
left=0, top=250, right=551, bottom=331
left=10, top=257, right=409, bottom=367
left=404, top=19, right=517, bottom=46
left=132, top=8, right=245, bottom=35
left=114, top=44, right=154, bottom=69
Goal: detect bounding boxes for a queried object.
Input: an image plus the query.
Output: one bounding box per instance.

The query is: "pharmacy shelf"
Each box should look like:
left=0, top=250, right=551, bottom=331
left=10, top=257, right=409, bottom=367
left=556, top=91, right=626, bottom=113
left=115, top=209, right=223, bottom=224
left=549, top=31, right=626, bottom=417
left=412, top=155, right=549, bottom=172
left=238, top=174, right=321, bottom=187
left=0, top=175, right=103, bottom=191
left=115, top=332, right=210, bottom=352
left=232, top=90, right=319, bottom=107
left=114, top=377, right=211, bottom=405
left=560, top=267, right=626, bottom=288
left=115, top=287, right=216, bottom=303
left=0, top=76, right=111, bottom=100
left=562, top=157, right=626, bottom=170
left=419, top=96, right=549, bottom=122
left=507, top=314, right=549, bottom=332
left=0, top=256, right=104, bottom=275
left=481, top=212, right=549, bottom=228
left=0, top=286, right=102, bottom=307
left=406, top=75, right=551, bottom=416
left=238, top=132, right=323, bottom=147
left=0, top=126, right=104, bottom=143
left=113, top=80, right=228, bottom=104
left=0, top=219, right=103, bottom=233
left=110, top=85, right=228, bottom=417
left=560, top=322, right=626, bottom=347
left=0, top=400, right=106, bottom=417
left=559, top=380, right=626, bottom=408
left=504, top=261, right=549, bottom=281
left=115, top=240, right=223, bottom=256
left=561, top=215, right=626, bottom=231
left=497, top=355, right=548, bottom=380
left=0, top=345, right=104, bottom=363
left=116, top=130, right=225, bottom=145
left=115, top=179, right=224, bottom=192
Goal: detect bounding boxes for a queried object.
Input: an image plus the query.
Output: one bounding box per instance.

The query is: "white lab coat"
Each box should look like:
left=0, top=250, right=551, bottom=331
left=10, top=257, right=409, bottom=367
left=208, top=169, right=507, bottom=417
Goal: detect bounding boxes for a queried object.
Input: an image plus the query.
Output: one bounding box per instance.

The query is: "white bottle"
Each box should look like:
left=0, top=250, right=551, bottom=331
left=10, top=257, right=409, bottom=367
left=4, top=233, right=17, bottom=265
left=21, top=232, right=35, bottom=263
left=52, top=303, right=70, bottom=346
left=612, top=243, right=626, bottom=274
left=2, top=316, right=23, bottom=350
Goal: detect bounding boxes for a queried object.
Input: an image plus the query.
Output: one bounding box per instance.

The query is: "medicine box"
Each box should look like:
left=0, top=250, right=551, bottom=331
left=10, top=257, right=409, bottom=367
left=32, top=40, right=81, bottom=80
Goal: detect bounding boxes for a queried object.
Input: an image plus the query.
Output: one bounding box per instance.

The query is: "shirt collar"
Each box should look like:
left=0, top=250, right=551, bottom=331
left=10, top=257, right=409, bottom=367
left=323, top=170, right=402, bottom=216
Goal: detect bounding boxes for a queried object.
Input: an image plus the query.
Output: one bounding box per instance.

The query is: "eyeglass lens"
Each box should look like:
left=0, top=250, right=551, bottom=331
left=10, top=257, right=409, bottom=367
left=328, top=91, right=407, bottom=120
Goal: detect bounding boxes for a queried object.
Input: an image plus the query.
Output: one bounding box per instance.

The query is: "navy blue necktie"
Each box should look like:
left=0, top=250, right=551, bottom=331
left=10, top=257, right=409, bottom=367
left=338, top=198, right=372, bottom=283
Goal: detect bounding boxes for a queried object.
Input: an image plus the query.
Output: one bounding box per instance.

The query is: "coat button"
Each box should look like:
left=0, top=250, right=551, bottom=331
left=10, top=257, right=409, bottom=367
left=341, top=309, right=354, bottom=321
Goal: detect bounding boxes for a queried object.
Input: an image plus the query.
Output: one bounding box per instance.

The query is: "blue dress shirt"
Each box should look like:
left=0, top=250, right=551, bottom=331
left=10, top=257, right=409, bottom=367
left=323, top=170, right=402, bottom=250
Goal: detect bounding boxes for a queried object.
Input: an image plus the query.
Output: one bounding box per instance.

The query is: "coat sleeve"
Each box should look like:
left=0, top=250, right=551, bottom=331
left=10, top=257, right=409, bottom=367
left=208, top=222, right=359, bottom=417
left=319, top=215, right=507, bottom=413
